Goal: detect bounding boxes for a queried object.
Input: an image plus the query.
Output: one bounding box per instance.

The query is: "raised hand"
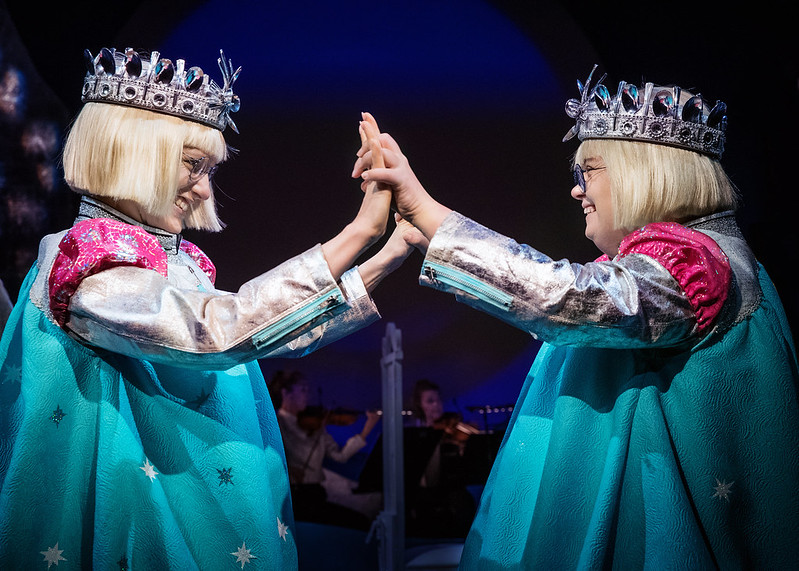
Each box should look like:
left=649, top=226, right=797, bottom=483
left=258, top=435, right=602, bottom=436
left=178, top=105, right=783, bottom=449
left=352, top=114, right=450, bottom=240
left=318, top=114, right=392, bottom=280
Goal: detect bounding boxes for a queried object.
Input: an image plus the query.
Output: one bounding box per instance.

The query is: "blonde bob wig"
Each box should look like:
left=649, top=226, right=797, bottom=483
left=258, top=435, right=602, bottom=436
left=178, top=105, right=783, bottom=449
left=63, top=102, right=229, bottom=232
left=574, top=138, right=739, bottom=233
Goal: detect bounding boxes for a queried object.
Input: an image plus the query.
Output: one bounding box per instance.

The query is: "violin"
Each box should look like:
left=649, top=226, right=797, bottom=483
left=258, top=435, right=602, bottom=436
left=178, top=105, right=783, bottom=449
left=297, top=405, right=362, bottom=435
left=433, top=412, right=482, bottom=444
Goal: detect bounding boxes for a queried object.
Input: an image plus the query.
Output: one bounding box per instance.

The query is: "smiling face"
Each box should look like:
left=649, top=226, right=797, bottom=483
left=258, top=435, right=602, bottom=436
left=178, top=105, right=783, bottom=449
left=109, top=147, right=217, bottom=234
left=570, top=155, right=628, bottom=258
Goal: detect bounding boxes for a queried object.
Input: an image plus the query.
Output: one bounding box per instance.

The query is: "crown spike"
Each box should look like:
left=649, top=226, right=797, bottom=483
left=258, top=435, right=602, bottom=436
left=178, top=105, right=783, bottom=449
left=80, top=47, right=241, bottom=132
left=563, top=66, right=725, bottom=158
left=98, top=48, right=116, bottom=75
left=124, top=48, right=142, bottom=78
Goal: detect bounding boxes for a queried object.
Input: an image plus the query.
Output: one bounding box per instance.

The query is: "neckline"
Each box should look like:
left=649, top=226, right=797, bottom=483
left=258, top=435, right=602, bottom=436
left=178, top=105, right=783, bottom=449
left=75, top=195, right=182, bottom=254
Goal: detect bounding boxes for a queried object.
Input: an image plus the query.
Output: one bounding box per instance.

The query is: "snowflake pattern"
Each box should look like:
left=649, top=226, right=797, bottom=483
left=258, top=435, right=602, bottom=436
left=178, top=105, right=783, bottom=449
left=712, top=478, right=734, bottom=502
left=277, top=517, right=289, bottom=541
left=217, top=467, right=234, bottom=486
left=40, top=543, right=66, bottom=568
left=2, top=363, right=22, bottom=384
left=50, top=406, right=66, bottom=427
left=187, top=387, right=211, bottom=410
left=140, top=459, right=158, bottom=482
left=231, top=542, right=257, bottom=568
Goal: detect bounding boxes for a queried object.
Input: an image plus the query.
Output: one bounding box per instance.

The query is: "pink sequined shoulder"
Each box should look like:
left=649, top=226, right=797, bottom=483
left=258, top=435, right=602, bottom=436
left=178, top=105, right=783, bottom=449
left=617, top=222, right=731, bottom=332
left=179, top=239, right=216, bottom=284
left=49, top=218, right=169, bottom=327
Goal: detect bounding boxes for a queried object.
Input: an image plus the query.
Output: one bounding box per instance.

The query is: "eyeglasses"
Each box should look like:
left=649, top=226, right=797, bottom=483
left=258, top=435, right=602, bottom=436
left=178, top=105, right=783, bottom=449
left=572, top=164, right=606, bottom=192
left=182, top=154, right=219, bottom=181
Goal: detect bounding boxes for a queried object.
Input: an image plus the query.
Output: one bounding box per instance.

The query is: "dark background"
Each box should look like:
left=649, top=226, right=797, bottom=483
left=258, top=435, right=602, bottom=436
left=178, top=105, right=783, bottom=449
left=1, top=0, right=796, bottom=425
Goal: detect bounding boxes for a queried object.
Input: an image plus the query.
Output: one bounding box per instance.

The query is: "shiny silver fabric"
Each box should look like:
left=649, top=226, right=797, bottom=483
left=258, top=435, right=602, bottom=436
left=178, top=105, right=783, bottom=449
left=30, top=199, right=380, bottom=370
left=420, top=212, right=700, bottom=349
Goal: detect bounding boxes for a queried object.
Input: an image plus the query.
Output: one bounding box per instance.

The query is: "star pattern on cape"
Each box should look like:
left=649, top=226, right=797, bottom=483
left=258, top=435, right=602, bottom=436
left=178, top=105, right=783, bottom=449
left=277, top=517, right=289, bottom=541
left=40, top=543, right=67, bottom=568
left=187, top=387, right=211, bottom=409
left=140, top=458, right=158, bottom=481
left=217, top=467, right=234, bottom=486
left=2, top=363, right=21, bottom=384
left=231, top=541, right=257, bottom=568
left=50, top=405, right=66, bottom=427
left=712, top=478, right=734, bottom=502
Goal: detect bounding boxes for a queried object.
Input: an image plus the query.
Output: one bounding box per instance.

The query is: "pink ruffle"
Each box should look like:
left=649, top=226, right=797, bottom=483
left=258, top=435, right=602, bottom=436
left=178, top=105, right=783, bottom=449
left=180, top=239, right=216, bottom=285
left=49, top=219, right=170, bottom=327
left=603, top=222, right=731, bottom=332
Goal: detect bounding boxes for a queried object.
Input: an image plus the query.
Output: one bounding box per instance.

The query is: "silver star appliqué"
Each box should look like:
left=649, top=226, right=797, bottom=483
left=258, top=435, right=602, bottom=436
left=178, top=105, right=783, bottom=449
left=277, top=517, right=289, bottom=541
left=712, top=478, right=734, bottom=502
left=231, top=542, right=256, bottom=568
left=140, top=459, right=158, bottom=482
left=40, top=543, right=67, bottom=568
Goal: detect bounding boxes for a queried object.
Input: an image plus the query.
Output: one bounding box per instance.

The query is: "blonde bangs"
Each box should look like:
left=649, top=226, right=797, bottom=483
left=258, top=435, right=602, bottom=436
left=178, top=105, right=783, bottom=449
left=574, top=139, right=738, bottom=230
left=63, top=103, right=228, bottom=232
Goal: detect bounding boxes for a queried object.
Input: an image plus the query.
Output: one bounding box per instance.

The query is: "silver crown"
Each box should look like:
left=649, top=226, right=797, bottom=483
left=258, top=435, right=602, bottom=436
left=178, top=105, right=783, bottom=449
left=563, top=65, right=727, bottom=158
left=81, top=47, right=241, bottom=133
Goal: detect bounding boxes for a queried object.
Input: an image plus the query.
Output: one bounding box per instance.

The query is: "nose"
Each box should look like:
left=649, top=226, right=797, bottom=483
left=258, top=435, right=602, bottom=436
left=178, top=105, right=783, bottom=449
left=191, top=174, right=212, bottom=202
left=570, top=182, right=585, bottom=201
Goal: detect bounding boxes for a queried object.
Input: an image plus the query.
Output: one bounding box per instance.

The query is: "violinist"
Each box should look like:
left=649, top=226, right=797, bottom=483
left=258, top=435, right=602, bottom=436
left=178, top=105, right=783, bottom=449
left=411, top=378, right=445, bottom=428
left=268, top=370, right=379, bottom=529
left=407, top=379, right=476, bottom=538
left=411, top=379, right=479, bottom=452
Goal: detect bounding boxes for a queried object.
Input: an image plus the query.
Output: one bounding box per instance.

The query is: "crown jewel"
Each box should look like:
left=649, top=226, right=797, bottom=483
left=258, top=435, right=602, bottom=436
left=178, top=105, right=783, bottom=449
left=81, top=48, right=241, bottom=133
left=563, top=65, right=727, bottom=158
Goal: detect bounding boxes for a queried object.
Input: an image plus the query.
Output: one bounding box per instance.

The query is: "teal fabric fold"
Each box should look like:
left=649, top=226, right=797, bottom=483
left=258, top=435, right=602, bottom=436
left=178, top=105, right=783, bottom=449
left=1, top=265, right=298, bottom=569
left=460, top=266, right=799, bottom=569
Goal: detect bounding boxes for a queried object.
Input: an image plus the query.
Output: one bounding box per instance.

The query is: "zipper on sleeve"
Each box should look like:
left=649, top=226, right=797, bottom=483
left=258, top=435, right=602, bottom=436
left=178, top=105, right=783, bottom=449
left=252, top=290, right=345, bottom=349
left=423, top=261, right=513, bottom=311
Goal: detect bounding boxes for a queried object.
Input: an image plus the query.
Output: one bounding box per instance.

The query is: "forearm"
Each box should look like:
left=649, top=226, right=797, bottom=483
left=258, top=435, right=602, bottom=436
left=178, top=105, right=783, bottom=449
left=321, top=223, right=372, bottom=281
left=357, top=247, right=407, bottom=294
left=420, top=212, right=698, bottom=348
left=64, top=246, right=375, bottom=369
left=326, top=433, right=366, bottom=463
left=322, top=184, right=392, bottom=280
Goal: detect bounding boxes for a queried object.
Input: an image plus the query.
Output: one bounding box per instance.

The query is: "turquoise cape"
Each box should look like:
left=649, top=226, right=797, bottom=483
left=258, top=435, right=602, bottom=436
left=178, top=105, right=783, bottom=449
left=0, top=265, right=298, bottom=569
left=460, top=266, right=799, bottom=569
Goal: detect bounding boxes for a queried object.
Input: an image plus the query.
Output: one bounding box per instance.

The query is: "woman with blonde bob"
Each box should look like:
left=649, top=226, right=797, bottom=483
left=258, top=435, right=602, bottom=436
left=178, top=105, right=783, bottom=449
left=0, top=48, right=417, bottom=569
left=575, top=138, right=739, bottom=233
left=354, top=72, right=799, bottom=568
left=63, top=102, right=230, bottom=232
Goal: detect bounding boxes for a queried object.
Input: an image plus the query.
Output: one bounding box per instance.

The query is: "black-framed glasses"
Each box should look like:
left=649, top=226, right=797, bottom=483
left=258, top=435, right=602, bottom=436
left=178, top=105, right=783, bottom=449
left=182, top=154, right=219, bottom=181
left=572, top=164, right=606, bottom=192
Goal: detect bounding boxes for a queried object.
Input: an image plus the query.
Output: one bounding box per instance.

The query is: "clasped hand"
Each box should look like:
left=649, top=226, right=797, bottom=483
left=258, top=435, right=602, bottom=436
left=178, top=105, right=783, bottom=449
left=353, top=113, right=450, bottom=245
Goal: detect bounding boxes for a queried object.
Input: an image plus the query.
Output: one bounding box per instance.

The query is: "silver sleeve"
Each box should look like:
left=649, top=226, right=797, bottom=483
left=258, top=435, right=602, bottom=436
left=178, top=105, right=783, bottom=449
left=420, top=212, right=697, bottom=348
left=65, top=246, right=380, bottom=369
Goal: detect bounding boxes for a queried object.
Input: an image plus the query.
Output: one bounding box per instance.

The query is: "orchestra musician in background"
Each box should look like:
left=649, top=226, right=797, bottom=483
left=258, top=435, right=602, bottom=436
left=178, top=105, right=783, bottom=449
left=269, top=370, right=380, bottom=530
left=406, top=378, right=478, bottom=538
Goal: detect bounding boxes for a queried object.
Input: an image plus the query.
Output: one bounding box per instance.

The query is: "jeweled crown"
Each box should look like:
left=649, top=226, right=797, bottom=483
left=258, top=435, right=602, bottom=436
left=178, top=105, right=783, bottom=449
left=563, top=65, right=727, bottom=158
left=81, top=48, right=241, bottom=133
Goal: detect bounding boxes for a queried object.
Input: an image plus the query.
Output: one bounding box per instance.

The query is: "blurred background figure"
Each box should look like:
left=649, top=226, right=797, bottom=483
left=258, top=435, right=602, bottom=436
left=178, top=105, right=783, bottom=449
left=270, top=370, right=381, bottom=530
